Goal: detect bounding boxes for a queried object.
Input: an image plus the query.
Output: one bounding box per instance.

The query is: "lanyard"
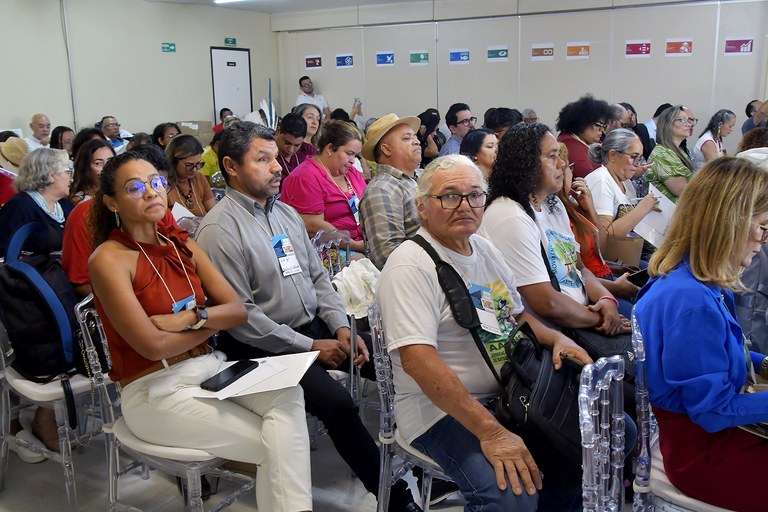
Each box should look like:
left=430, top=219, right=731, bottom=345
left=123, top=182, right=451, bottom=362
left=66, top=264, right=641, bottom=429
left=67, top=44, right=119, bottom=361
left=226, top=195, right=274, bottom=238
left=135, top=233, right=196, bottom=309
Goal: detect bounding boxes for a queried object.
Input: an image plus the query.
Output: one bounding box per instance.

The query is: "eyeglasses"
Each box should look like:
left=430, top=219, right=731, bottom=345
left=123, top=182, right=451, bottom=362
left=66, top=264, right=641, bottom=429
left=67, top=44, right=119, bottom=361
left=124, top=175, right=168, bottom=199
left=104, top=123, right=121, bottom=129
left=752, top=221, right=768, bottom=244
left=594, top=122, right=607, bottom=130
left=300, top=82, right=313, bottom=88
left=56, top=167, right=74, bottom=178
left=427, top=192, right=488, bottom=209
left=183, top=161, right=205, bottom=172
left=456, top=117, right=478, bottom=127
left=617, top=151, right=644, bottom=166
left=673, top=117, right=698, bottom=127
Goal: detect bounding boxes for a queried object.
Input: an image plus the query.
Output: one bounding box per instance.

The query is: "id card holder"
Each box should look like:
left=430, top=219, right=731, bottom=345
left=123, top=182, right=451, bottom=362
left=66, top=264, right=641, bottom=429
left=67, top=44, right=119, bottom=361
left=271, top=234, right=302, bottom=276
left=172, top=295, right=196, bottom=314
left=348, top=195, right=360, bottom=225
left=468, top=284, right=502, bottom=336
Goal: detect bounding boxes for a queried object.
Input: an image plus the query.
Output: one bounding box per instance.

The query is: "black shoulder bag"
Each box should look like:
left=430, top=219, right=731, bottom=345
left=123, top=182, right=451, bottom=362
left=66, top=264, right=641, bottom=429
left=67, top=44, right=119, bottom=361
left=410, top=235, right=583, bottom=485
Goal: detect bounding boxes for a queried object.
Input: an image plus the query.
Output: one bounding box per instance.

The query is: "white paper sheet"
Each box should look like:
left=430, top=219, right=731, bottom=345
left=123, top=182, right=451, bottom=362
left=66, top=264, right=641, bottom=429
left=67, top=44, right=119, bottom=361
left=171, top=202, right=195, bottom=222
left=191, top=351, right=319, bottom=400
left=632, top=185, right=676, bottom=247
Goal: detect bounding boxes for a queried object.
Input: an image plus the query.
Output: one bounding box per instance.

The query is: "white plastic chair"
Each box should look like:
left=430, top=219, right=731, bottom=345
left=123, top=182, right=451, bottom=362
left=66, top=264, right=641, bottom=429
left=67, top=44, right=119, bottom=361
left=579, top=355, right=626, bottom=512
left=630, top=311, right=734, bottom=512
left=75, top=295, right=258, bottom=512
left=0, top=315, right=100, bottom=511
left=369, top=301, right=453, bottom=512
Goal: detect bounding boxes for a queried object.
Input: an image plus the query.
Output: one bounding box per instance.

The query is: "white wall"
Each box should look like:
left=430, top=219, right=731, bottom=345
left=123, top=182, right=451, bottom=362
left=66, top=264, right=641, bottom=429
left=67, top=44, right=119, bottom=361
left=2, top=0, right=278, bottom=137
left=276, top=0, right=768, bottom=155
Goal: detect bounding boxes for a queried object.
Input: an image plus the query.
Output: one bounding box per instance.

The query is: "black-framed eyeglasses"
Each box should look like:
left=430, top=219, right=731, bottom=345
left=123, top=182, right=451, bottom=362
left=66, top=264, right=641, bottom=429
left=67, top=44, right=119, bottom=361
left=427, top=192, right=487, bottom=209
left=124, top=175, right=168, bottom=199
left=183, top=161, right=205, bottom=172
left=617, top=151, right=644, bottom=166
left=594, top=122, right=607, bottom=130
left=752, top=221, right=768, bottom=244
left=456, top=117, right=478, bottom=127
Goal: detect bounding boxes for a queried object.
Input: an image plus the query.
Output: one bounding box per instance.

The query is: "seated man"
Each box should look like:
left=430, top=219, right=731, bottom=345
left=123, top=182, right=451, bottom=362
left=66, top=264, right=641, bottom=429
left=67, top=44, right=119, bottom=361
left=274, top=113, right=308, bottom=183
left=195, top=122, right=421, bottom=512
left=439, top=103, right=476, bottom=156
left=359, top=113, right=422, bottom=269
left=100, top=116, right=128, bottom=154
left=378, top=154, right=592, bottom=511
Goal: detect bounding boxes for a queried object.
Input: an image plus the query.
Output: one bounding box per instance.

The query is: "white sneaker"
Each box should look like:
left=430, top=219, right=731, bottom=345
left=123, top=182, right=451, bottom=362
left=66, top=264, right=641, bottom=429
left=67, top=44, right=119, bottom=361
left=9, top=430, right=46, bottom=464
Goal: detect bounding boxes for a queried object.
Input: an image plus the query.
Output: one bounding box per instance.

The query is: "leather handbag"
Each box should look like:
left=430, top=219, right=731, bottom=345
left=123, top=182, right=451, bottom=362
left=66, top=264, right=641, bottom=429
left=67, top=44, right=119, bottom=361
left=409, top=235, right=583, bottom=485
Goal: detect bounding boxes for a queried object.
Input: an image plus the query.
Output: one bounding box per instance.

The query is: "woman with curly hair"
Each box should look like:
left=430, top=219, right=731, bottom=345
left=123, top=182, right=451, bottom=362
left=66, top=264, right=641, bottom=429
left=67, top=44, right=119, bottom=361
left=555, top=95, right=612, bottom=178
left=738, top=126, right=768, bottom=152
left=691, top=109, right=736, bottom=171
left=479, top=123, right=625, bottom=337
left=646, top=105, right=696, bottom=202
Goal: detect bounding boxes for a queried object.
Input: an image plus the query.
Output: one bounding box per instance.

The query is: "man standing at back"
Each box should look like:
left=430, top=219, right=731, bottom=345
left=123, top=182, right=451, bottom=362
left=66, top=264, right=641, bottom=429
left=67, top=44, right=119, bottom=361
left=439, top=103, right=476, bottom=156
left=359, top=114, right=422, bottom=270
left=295, top=76, right=331, bottom=120
left=196, top=122, right=421, bottom=512
left=24, top=113, right=51, bottom=150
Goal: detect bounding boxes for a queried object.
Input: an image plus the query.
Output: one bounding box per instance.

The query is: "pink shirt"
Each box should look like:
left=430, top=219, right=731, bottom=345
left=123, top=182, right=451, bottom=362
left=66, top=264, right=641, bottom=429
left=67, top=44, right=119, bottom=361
left=281, top=157, right=366, bottom=240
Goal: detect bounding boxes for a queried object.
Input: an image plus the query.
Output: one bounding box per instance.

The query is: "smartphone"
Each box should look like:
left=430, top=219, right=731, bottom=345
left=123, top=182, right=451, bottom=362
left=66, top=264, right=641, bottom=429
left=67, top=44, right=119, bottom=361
left=200, top=360, right=260, bottom=392
left=560, top=352, right=586, bottom=371
left=628, top=268, right=649, bottom=287
left=353, top=97, right=362, bottom=107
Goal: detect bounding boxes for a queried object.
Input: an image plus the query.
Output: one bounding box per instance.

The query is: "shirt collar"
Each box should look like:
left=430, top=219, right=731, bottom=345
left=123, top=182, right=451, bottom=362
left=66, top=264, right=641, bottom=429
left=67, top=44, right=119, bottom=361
left=225, top=186, right=277, bottom=214
left=375, top=163, right=418, bottom=181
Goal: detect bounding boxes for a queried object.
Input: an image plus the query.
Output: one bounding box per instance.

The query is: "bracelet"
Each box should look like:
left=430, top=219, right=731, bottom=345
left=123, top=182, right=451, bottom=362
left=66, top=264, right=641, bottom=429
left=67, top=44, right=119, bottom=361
left=596, top=295, right=620, bottom=308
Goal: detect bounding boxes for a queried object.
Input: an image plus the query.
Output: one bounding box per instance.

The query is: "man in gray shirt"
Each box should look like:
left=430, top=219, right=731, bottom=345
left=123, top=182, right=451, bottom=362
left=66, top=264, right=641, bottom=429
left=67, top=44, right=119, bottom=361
left=196, top=122, right=420, bottom=512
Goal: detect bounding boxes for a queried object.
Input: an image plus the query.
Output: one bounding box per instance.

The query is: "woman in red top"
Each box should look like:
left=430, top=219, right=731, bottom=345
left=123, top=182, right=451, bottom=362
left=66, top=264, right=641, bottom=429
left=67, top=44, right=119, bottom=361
left=556, top=95, right=611, bottom=179
left=88, top=152, right=313, bottom=512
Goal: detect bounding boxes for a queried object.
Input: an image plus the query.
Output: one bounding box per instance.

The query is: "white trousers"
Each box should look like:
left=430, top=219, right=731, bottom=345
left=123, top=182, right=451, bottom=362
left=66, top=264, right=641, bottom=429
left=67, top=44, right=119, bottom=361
left=121, top=352, right=312, bottom=512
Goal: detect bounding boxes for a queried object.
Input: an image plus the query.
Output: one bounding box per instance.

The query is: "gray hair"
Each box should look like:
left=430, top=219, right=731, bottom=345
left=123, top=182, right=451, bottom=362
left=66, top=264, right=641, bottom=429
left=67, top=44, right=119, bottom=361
left=588, top=128, right=638, bottom=164
left=13, top=148, right=69, bottom=193
left=222, top=115, right=241, bottom=129
left=414, top=154, right=488, bottom=209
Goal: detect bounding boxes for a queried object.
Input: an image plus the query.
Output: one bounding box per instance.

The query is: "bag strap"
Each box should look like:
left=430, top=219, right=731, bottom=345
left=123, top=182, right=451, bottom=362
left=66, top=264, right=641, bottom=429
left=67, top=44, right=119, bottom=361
left=540, top=243, right=562, bottom=292
left=5, top=221, right=74, bottom=365
left=409, top=234, right=504, bottom=386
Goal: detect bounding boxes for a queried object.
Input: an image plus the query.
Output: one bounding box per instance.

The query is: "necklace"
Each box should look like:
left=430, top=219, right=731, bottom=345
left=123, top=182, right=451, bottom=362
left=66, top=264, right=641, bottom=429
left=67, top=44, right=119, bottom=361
left=278, top=153, right=298, bottom=174
left=177, top=179, right=196, bottom=210
left=315, top=157, right=353, bottom=196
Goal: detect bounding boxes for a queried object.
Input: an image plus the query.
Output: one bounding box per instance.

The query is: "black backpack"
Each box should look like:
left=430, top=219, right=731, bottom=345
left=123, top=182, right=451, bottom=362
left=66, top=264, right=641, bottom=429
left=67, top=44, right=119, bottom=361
left=0, top=221, right=78, bottom=382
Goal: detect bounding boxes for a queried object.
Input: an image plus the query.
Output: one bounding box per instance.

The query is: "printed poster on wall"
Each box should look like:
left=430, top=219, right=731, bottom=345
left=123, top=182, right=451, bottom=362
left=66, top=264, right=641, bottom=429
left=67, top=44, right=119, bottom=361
left=410, top=51, right=429, bottom=66
left=487, top=46, right=509, bottom=62
left=665, top=38, right=693, bottom=57
left=566, top=42, right=590, bottom=60
left=724, top=38, right=753, bottom=55
left=531, top=43, right=554, bottom=61
left=376, top=51, right=395, bottom=66
left=305, top=55, right=322, bottom=69
left=625, top=40, right=651, bottom=58
left=449, top=49, right=470, bottom=64
left=336, top=54, right=354, bottom=68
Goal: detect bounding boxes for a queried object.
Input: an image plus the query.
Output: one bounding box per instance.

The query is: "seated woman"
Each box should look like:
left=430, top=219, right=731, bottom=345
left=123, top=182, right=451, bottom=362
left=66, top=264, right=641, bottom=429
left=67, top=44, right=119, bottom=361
left=633, top=156, right=768, bottom=512
left=88, top=151, right=312, bottom=512
left=291, top=103, right=321, bottom=163
left=691, top=109, right=736, bottom=172
left=152, top=122, right=181, bottom=150
left=281, top=120, right=367, bottom=254
left=49, top=126, right=75, bottom=160
left=585, top=128, right=659, bottom=259
left=69, top=139, right=115, bottom=205
left=0, top=148, right=75, bottom=455
left=165, top=134, right=216, bottom=217
left=555, top=95, right=611, bottom=178
left=478, top=122, right=626, bottom=336
left=459, top=128, right=498, bottom=179
left=738, top=126, right=768, bottom=153
left=646, top=105, right=695, bottom=202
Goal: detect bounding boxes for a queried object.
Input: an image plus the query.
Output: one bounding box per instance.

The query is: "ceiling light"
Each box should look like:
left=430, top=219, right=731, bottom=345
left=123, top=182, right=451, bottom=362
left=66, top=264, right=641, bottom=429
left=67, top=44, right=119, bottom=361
left=214, top=0, right=250, bottom=4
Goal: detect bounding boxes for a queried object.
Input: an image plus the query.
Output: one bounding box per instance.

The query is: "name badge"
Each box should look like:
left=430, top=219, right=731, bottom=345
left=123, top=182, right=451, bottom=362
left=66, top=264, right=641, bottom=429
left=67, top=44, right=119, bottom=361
left=172, top=295, right=196, bottom=314
left=468, top=284, right=502, bottom=336
left=348, top=195, right=360, bottom=225
left=271, top=234, right=302, bottom=276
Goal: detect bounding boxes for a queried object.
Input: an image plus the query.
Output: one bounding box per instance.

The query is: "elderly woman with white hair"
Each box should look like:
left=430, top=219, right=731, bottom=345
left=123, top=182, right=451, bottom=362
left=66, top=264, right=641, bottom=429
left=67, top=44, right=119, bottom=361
left=0, top=148, right=74, bottom=256
left=377, top=154, right=592, bottom=512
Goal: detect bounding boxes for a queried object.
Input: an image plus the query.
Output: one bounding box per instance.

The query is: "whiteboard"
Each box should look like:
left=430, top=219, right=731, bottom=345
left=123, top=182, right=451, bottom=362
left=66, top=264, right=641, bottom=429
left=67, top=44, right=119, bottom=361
left=210, top=47, right=253, bottom=122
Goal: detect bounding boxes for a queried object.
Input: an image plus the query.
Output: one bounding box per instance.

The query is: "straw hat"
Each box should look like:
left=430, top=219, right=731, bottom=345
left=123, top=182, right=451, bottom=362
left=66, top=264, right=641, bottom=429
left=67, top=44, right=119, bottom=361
left=0, top=138, right=29, bottom=172
left=361, top=113, right=420, bottom=162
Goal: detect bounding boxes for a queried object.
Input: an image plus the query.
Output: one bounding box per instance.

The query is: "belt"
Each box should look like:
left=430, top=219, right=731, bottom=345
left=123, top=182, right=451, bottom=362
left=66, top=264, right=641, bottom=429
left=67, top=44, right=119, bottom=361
left=120, top=344, right=213, bottom=388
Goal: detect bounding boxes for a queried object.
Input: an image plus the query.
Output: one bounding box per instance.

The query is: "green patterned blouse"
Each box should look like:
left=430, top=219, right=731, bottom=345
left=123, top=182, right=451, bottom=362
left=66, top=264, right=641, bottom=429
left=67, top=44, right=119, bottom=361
left=647, top=145, right=692, bottom=203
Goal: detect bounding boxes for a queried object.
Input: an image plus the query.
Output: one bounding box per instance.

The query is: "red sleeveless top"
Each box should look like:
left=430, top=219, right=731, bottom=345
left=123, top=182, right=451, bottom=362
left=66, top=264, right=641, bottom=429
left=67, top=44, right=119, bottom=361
left=95, top=227, right=206, bottom=382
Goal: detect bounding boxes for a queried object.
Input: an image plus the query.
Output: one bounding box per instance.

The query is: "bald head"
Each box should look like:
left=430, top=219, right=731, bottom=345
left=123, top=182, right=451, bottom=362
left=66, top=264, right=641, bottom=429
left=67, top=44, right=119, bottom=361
left=29, top=113, right=51, bottom=142
left=605, top=104, right=630, bottom=134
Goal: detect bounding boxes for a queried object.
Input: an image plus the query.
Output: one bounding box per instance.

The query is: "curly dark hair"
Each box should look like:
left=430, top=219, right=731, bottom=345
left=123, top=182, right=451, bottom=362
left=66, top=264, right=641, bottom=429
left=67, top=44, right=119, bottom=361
left=488, top=122, right=551, bottom=219
left=555, top=94, right=611, bottom=135
left=738, top=127, right=768, bottom=153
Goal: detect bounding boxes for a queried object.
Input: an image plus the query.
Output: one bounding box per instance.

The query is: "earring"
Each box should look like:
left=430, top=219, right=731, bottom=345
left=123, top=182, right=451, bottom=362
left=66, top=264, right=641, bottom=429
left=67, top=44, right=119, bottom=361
left=114, top=210, right=121, bottom=228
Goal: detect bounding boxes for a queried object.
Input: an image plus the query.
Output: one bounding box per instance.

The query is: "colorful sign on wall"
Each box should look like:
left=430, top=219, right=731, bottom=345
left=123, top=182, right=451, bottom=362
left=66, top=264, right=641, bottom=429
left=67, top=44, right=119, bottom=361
left=449, top=49, right=470, bottom=64
left=665, top=38, right=693, bottom=57
left=376, top=52, right=395, bottom=66
left=487, top=46, right=509, bottom=62
left=305, top=55, right=322, bottom=69
left=625, top=40, right=651, bottom=58
left=566, top=42, right=590, bottom=60
left=724, top=38, right=753, bottom=55
left=410, top=51, right=429, bottom=66
left=336, top=54, right=354, bottom=68
left=531, top=43, right=554, bottom=61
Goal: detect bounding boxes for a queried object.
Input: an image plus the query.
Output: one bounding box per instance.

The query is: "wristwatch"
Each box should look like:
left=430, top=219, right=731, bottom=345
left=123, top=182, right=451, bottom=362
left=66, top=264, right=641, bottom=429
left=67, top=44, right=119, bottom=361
left=188, top=305, right=208, bottom=330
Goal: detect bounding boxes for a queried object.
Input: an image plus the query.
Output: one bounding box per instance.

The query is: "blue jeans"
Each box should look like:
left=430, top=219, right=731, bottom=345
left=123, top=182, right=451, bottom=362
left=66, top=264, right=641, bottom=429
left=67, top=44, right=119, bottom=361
left=411, top=415, right=539, bottom=512
left=411, top=412, right=638, bottom=512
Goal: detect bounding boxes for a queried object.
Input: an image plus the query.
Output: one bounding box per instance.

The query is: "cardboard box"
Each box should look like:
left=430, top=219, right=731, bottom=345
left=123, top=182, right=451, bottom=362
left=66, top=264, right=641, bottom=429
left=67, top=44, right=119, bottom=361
left=177, top=121, right=214, bottom=147
left=602, top=235, right=644, bottom=268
